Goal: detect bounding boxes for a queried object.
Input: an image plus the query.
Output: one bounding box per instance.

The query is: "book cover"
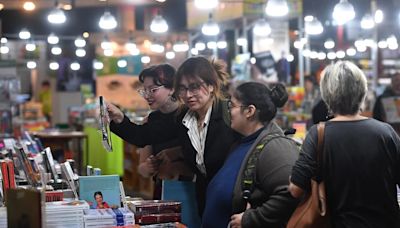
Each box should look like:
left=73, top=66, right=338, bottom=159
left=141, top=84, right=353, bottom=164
left=41, top=147, right=59, bottom=182
left=6, top=188, right=42, bottom=228
left=79, top=175, right=121, bottom=209
left=61, top=161, right=79, bottom=199
left=99, top=96, right=113, bottom=152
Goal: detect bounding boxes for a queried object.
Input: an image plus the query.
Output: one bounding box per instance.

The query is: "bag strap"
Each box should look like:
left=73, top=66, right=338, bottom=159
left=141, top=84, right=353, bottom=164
left=316, top=122, right=326, bottom=181
left=241, top=132, right=284, bottom=201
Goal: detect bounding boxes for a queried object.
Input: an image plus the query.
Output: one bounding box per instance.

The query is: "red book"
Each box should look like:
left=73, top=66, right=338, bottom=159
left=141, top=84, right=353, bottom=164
left=7, top=160, right=15, bottom=189
left=1, top=161, right=9, bottom=194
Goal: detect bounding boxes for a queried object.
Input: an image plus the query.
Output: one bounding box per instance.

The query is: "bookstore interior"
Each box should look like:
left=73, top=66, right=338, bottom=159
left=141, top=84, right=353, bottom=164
left=0, top=0, right=400, bottom=227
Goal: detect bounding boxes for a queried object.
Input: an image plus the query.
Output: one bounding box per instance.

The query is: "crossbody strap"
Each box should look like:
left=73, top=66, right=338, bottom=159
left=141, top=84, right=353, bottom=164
left=241, top=133, right=284, bottom=201
left=316, top=122, right=326, bottom=181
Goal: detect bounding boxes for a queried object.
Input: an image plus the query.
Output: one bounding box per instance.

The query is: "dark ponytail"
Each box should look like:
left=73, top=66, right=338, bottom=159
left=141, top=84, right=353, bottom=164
left=233, top=82, right=288, bottom=122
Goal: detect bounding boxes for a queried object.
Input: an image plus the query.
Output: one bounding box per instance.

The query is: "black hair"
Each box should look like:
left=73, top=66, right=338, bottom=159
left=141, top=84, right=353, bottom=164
left=94, top=191, right=103, bottom=198
left=42, top=80, right=50, bottom=87
left=304, top=75, right=317, bottom=85
left=233, top=82, right=288, bottom=122
left=138, top=64, right=176, bottom=89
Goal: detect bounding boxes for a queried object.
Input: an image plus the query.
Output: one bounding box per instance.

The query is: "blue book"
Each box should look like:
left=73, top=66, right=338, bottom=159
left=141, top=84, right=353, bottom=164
left=79, top=175, right=120, bottom=209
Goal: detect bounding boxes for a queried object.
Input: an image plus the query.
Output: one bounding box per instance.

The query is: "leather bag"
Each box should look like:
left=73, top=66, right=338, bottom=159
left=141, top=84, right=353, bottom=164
left=287, top=122, right=330, bottom=228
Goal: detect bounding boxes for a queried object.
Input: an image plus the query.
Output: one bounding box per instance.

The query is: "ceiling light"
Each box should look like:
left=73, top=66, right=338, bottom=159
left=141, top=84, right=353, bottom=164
left=217, top=41, right=227, bottom=49
left=195, top=42, right=206, bottom=51
left=117, top=59, right=127, bottom=68
left=150, top=14, right=169, bottom=33
left=76, top=49, right=86, bottom=57
left=336, top=50, right=345, bottom=59
left=104, top=49, right=113, bottom=56
left=207, top=41, right=217, bottom=49
left=99, top=11, right=117, bottom=30
left=250, top=57, right=256, bottom=64
left=0, top=37, right=7, bottom=44
left=309, top=51, right=318, bottom=59
left=191, top=48, right=199, bottom=55
left=327, top=52, right=336, bottom=60
left=141, top=56, right=151, bottom=64
left=287, top=54, right=294, bottom=62
left=101, top=36, right=112, bottom=50
left=23, top=2, right=36, bottom=11
left=25, top=42, right=36, bottom=52
left=48, top=7, right=66, bottom=24
left=346, top=47, right=356, bottom=56
left=305, top=16, right=324, bottom=35
left=93, top=60, right=104, bottom=70
left=332, top=0, right=355, bottom=25
left=0, top=4, right=4, bottom=11
left=62, top=4, right=72, bottom=11
left=166, top=51, right=175, bottom=59
left=74, top=36, right=86, bottom=47
left=374, top=9, right=383, bottom=24
left=47, top=33, right=59, bottom=44
left=27, top=61, right=37, bottom=69
left=378, top=40, right=388, bottom=49
left=317, top=52, right=326, bottom=60
left=130, top=48, right=140, bottom=56
left=19, top=29, right=31, bottom=40
left=236, top=37, right=248, bottom=46
left=356, top=45, right=367, bottom=52
left=173, top=41, right=189, bottom=52
left=51, top=46, right=62, bottom=55
left=360, top=14, right=374, bottom=30
left=125, top=40, right=137, bottom=51
left=0, top=46, right=9, bottom=54
left=202, top=14, right=220, bottom=36
left=83, top=32, right=90, bottom=38
left=324, top=39, right=335, bottom=49
left=70, top=62, right=80, bottom=71
left=49, top=62, right=59, bottom=70
left=194, top=0, right=218, bottom=10
left=150, top=43, right=165, bottom=53
left=302, top=49, right=311, bottom=57
left=253, top=18, right=271, bottom=37
left=265, top=0, right=289, bottom=17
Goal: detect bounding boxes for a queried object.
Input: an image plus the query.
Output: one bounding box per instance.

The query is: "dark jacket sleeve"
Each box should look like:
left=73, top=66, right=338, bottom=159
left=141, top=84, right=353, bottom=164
left=242, top=138, right=300, bottom=228
left=110, top=114, right=179, bottom=147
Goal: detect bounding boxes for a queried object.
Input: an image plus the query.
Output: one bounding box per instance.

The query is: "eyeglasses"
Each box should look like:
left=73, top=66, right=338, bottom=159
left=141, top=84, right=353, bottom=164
left=227, top=100, right=247, bottom=111
left=137, top=85, right=164, bottom=97
left=177, top=82, right=205, bottom=96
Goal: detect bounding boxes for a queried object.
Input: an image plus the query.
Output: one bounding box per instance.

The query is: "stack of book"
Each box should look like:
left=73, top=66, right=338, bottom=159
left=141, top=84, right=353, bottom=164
left=45, top=200, right=89, bottom=228
left=83, top=208, right=134, bottom=227
left=128, top=200, right=181, bottom=225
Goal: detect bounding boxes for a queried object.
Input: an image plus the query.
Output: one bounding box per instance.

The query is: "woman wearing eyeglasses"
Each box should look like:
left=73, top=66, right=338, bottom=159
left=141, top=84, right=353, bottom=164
left=107, top=64, right=184, bottom=192
left=202, top=82, right=299, bottom=228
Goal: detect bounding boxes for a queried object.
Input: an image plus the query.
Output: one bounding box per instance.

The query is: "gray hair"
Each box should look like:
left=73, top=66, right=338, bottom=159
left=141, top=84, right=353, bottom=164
left=320, top=61, right=368, bottom=115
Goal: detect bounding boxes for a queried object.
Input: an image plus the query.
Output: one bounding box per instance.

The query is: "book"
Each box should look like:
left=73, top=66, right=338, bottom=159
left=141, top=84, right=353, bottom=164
left=99, top=96, right=113, bottom=152
left=6, top=188, right=43, bottom=228
left=14, top=142, right=41, bottom=187
left=41, top=147, right=59, bottom=182
left=79, top=175, right=121, bottom=209
left=128, top=200, right=181, bottom=215
left=135, top=213, right=181, bottom=225
left=61, top=161, right=79, bottom=199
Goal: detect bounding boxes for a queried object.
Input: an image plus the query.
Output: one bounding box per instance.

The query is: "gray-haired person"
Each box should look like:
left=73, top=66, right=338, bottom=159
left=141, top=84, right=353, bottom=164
left=289, top=61, right=400, bottom=227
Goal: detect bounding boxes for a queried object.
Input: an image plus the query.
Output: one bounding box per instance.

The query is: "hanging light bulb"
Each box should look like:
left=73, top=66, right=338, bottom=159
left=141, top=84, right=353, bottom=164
left=378, top=40, right=388, bottom=49
left=27, top=61, right=37, bottom=69
left=173, top=41, right=189, bottom=52
left=327, top=52, right=336, bottom=60
left=360, top=14, right=375, bottom=30
left=0, top=46, right=9, bottom=54
left=236, top=37, right=248, bottom=46
left=336, top=50, right=346, bottom=59
left=166, top=51, right=175, bottom=59
left=195, top=42, right=206, bottom=51
left=207, top=41, right=217, bottom=49
left=93, top=60, right=104, bottom=70
left=194, top=0, right=218, bottom=10
left=74, top=36, right=86, bottom=47
left=287, top=54, right=294, bottom=62
left=23, top=2, right=36, bottom=11
left=99, top=11, right=117, bottom=30
left=374, top=9, right=383, bottom=24
left=141, top=56, right=151, bottom=64
left=150, top=43, right=165, bottom=53
left=332, top=0, right=355, bottom=25
left=317, top=52, right=326, bottom=60
left=265, top=0, right=289, bottom=17
left=253, top=18, right=271, bottom=37
left=150, top=14, right=169, bottom=33
left=101, top=36, right=112, bottom=50
left=70, top=62, right=80, bottom=71
left=130, top=48, right=140, bottom=56
left=47, top=33, right=59, bottom=44
left=202, top=14, right=220, bottom=36
left=191, top=48, right=199, bottom=55
left=104, top=49, right=113, bottom=56
left=47, top=7, right=66, bottom=24
left=75, top=49, right=86, bottom=57
left=117, top=59, right=127, bottom=68
left=305, top=16, right=323, bottom=35
left=0, top=37, right=7, bottom=44
left=125, top=40, right=136, bottom=51
left=25, top=42, right=36, bottom=52
left=49, top=61, right=59, bottom=70
left=51, top=46, right=62, bottom=55
left=346, top=47, right=357, bottom=56
left=19, top=29, right=31, bottom=40
left=324, top=39, right=335, bottom=49
left=217, top=40, right=227, bottom=49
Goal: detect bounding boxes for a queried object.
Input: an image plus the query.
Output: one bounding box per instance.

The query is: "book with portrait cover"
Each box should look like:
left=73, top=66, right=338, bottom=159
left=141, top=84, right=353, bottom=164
left=79, top=175, right=120, bottom=209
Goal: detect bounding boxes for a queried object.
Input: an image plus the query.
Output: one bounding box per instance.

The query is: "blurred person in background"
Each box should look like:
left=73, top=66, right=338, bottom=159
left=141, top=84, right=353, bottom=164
left=203, top=82, right=299, bottom=228
left=38, top=80, right=52, bottom=123
left=289, top=61, right=400, bottom=227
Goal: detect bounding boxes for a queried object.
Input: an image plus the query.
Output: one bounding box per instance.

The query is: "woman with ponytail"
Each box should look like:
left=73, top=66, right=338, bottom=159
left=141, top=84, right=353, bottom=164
left=202, top=82, right=299, bottom=228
